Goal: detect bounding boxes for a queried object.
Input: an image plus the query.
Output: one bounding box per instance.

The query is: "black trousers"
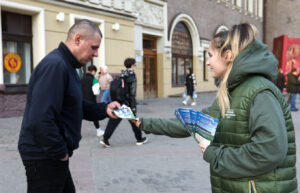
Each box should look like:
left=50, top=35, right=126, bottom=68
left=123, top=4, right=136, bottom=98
left=103, top=118, right=142, bottom=141
left=93, top=120, right=100, bottom=129
left=23, top=159, right=75, bottom=193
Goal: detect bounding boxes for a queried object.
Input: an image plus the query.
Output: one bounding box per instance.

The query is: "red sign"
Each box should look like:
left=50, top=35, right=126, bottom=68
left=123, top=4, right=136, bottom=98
left=273, top=35, right=300, bottom=75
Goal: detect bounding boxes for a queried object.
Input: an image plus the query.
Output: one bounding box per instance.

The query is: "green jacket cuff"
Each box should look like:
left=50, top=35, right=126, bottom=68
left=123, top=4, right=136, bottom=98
left=203, top=145, right=218, bottom=163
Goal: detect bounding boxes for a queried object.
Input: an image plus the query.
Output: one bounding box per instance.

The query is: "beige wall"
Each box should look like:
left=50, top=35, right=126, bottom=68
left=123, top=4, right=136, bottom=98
left=6, top=0, right=139, bottom=96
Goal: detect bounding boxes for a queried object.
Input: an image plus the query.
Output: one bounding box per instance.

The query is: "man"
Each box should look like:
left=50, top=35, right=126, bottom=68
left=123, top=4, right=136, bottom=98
left=81, top=65, right=104, bottom=137
left=274, top=68, right=285, bottom=92
left=18, top=19, right=120, bottom=193
left=287, top=68, right=300, bottom=111
left=100, top=58, right=148, bottom=147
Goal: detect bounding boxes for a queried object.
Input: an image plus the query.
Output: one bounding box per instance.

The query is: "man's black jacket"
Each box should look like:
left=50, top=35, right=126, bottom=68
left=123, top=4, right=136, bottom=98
left=18, top=42, right=107, bottom=161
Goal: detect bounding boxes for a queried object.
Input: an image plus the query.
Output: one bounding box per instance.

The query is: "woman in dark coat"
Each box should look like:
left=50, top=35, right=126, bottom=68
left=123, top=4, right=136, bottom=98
left=182, top=67, right=197, bottom=106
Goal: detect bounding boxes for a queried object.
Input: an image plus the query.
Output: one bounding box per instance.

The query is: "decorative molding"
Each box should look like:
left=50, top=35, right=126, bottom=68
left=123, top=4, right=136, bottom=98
left=133, top=0, right=164, bottom=29
left=169, top=14, right=201, bottom=57
left=57, top=0, right=164, bottom=29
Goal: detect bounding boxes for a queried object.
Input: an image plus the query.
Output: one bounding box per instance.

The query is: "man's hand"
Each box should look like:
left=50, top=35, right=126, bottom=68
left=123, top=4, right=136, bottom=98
left=60, top=154, right=69, bottom=161
left=106, top=101, right=121, bottom=119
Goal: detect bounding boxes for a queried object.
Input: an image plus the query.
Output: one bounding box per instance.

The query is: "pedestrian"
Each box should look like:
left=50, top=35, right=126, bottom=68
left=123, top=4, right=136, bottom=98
left=274, top=68, right=286, bottom=92
left=99, top=65, right=113, bottom=103
left=182, top=67, right=197, bottom=106
left=135, top=24, right=297, bottom=193
left=287, top=68, right=300, bottom=111
left=99, top=58, right=148, bottom=147
left=81, top=65, right=104, bottom=137
left=18, top=19, right=120, bottom=193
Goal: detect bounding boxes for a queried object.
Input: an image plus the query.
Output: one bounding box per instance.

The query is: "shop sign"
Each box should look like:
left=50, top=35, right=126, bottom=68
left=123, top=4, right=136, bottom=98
left=4, top=52, right=22, bottom=73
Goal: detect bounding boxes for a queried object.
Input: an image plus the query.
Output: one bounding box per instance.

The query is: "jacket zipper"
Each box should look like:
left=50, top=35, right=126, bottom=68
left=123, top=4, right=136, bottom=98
left=249, top=180, right=257, bottom=193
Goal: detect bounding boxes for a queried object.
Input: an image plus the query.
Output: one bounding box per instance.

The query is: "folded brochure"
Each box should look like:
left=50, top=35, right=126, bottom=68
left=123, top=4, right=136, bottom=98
left=113, top=105, right=136, bottom=119
left=175, top=108, right=219, bottom=144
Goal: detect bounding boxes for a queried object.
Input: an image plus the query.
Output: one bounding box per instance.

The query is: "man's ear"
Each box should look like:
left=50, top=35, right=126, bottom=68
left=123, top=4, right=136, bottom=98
left=224, top=50, right=233, bottom=63
left=74, top=33, right=82, bottom=45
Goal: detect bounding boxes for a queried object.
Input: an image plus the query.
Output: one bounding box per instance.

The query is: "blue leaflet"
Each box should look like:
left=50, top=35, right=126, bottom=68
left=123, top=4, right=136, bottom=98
left=195, top=111, right=218, bottom=135
left=174, top=108, right=219, bottom=143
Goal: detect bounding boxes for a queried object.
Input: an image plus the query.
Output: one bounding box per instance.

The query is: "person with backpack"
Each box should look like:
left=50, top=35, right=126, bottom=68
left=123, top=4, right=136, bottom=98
left=81, top=65, right=104, bottom=137
left=99, top=58, right=148, bottom=147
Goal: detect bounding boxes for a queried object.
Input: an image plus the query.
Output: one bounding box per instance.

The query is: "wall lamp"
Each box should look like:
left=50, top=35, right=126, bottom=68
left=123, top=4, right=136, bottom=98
left=112, top=22, right=120, bottom=31
left=56, top=12, right=65, bottom=22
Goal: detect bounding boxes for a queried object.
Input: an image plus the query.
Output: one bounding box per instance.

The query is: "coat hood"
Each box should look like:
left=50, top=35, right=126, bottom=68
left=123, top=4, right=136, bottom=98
left=227, top=40, right=278, bottom=91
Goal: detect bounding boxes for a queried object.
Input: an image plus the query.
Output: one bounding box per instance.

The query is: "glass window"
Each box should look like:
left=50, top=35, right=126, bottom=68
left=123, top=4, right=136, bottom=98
left=2, top=11, right=32, bottom=85
left=171, top=22, right=193, bottom=86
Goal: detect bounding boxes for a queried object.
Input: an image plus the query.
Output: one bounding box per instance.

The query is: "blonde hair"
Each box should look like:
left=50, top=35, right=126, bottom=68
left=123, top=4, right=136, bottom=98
left=213, top=23, right=257, bottom=117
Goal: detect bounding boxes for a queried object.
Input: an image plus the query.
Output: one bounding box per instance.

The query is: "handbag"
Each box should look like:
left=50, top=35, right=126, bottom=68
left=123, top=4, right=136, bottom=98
left=193, top=90, right=197, bottom=99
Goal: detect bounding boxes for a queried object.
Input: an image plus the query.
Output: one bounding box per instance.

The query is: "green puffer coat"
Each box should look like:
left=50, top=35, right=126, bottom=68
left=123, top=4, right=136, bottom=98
left=207, top=76, right=297, bottom=193
left=204, top=40, right=297, bottom=193
left=140, top=40, right=298, bottom=193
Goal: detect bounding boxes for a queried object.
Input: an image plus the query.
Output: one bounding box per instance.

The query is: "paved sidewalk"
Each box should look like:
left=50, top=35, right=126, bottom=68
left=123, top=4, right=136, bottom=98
left=0, top=92, right=300, bottom=193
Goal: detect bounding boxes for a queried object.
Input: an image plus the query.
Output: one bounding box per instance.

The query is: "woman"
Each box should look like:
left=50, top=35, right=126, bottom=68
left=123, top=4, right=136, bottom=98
left=135, top=24, right=297, bottom=193
left=182, top=67, right=197, bottom=106
left=98, top=65, right=113, bottom=103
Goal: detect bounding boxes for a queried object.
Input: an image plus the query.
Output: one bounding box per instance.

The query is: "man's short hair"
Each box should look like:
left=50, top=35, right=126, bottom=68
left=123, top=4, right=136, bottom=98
left=88, top=65, right=97, bottom=72
left=67, top=19, right=102, bottom=41
left=124, top=58, right=136, bottom=68
left=291, top=68, right=297, bottom=73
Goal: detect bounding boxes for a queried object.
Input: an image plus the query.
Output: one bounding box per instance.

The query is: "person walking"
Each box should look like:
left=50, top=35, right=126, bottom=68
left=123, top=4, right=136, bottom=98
left=18, top=19, right=120, bottom=193
left=274, top=68, right=286, bottom=92
left=135, top=24, right=297, bottom=193
left=99, top=65, right=113, bottom=103
left=100, top=58, right=147, bottom=147
left=81, top=65, right=104, bottom=137
left=182, top=67, right=197, bottom=106
left=287, top=68, right=300, bottom=111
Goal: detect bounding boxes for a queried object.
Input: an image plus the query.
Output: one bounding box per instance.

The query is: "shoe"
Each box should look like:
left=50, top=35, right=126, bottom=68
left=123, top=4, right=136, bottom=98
left=182, top=101, right=187, bottom=106
left=96, top=128, right=104, bottom=137
left=136, top=137, right=148, bottom=146
left=291, top=108, right=298, bottom=112
left=191, top=102, right=196, bottom=106
left=99, top=139, right=110, bottom=148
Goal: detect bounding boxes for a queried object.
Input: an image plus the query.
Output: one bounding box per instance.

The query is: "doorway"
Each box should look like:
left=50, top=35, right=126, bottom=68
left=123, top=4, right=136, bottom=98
left=143, top=36, right=157, bottom=98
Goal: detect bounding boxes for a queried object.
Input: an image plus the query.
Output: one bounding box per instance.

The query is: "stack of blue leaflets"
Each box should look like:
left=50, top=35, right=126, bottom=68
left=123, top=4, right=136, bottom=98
left=175, top=108, right=219, bottom=144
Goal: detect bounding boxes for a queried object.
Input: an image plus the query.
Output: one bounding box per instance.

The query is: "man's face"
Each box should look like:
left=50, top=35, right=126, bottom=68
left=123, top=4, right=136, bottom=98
left=77, top=32, right=101, bottom=65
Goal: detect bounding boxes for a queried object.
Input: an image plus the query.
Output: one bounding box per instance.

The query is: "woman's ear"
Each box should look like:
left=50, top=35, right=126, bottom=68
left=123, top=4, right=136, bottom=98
left=224, top=50, right=233, bottom=63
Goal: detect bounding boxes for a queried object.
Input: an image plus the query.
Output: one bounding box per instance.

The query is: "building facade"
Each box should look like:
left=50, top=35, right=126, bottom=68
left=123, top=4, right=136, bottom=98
left=0, top=0, right=264, bottom=117
left=165, top=0, right=264, bottom=96
left=0, top=0, right=167, bottom=117
left=265, top=0, right=300, bottom=49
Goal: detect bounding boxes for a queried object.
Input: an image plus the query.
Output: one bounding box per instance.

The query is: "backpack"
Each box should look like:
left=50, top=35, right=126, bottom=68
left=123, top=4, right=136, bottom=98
left=110, top=77, right=125, bottom=103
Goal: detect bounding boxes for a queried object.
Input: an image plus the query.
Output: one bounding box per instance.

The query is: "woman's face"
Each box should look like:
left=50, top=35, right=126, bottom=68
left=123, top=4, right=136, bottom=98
left=186, top=69, right=190, bottom=75
left=206, top=43, right=228, bottom=78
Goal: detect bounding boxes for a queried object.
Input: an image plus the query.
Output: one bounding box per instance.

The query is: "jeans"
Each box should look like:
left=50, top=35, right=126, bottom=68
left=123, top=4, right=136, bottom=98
left=291, top=93, right=297, bottom=110
left=104, top=118, right=142, bottom=141
left=101, top=89, right=112, bottom=103
left=23, top=159, right=75, bottom=193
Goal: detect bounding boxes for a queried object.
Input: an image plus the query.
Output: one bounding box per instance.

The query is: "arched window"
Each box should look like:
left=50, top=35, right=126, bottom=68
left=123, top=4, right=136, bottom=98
left=171, top=22, right=193, bottom=86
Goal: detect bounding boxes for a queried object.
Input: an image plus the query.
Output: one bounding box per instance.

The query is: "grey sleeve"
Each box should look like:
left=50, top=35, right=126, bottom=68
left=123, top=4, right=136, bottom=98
left=203, top=90, right=288, bottom=178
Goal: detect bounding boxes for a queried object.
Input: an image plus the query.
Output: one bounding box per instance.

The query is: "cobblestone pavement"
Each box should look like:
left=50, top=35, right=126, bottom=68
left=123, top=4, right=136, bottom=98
left=0, top=92, right=300, bottom=193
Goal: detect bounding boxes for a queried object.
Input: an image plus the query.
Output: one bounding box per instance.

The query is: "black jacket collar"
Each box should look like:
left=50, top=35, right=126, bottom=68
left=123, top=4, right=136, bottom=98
left=58, top=42, right=83, bottom=69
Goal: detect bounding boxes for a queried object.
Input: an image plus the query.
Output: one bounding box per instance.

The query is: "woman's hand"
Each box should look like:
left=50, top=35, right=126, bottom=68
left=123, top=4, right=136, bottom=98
left=131, top=118, right=141, bottom=128
left=198, top=140, right=210, bottom=153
